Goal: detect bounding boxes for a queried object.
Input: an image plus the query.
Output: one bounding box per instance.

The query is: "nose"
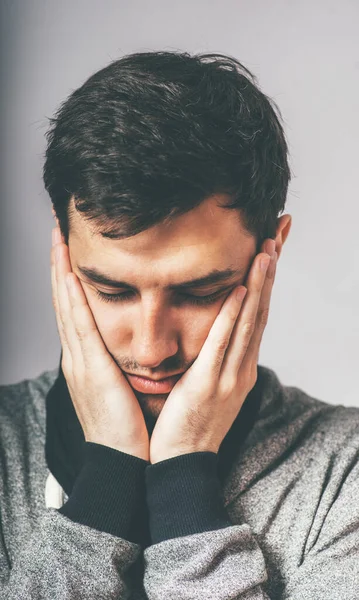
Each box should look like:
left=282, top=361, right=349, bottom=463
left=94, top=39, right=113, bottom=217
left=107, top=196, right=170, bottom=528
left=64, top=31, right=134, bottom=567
left=130, top=304, right=179, bottom=369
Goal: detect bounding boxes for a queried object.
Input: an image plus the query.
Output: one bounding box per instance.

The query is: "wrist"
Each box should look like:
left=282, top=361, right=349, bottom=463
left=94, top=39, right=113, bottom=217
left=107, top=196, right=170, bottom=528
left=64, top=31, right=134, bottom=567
left=85, top=438, right=149, bottom=462
left=59, top=442, right=149, bottom=541
left=145, top=451, right=231, bottom=543
left=151, top=445, right=218, bottom=464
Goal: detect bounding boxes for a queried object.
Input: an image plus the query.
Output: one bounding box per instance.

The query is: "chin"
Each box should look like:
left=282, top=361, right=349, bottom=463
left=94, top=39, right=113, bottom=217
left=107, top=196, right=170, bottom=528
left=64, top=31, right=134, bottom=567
left=136, top=392, right=167, bottom=408
left=139, top=396, right=167, bottom=421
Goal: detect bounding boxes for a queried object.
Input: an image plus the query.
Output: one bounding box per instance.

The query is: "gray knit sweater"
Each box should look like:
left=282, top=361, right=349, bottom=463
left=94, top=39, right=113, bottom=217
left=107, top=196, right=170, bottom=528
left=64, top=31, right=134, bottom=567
left=0, top=364, right=358, bottom=599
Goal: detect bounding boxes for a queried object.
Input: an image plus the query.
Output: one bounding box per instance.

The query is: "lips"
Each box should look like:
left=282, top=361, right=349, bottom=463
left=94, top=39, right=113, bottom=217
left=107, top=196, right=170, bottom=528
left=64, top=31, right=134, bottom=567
left=125, top=372, right=183, bottom=381
left=126, top=373, right=182, bottom=394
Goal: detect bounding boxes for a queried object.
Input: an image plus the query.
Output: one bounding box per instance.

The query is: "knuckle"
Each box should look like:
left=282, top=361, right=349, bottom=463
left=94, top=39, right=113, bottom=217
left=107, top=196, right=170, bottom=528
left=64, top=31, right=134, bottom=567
left=55, top=312, right=65, bottom=336
left=258, top=307, right=270, bottom=327
left=248, top=366, right=258, bottom=389
left=229, top=306, right=240, bottom=321
left=212, top=352, right=224, bottom=373
left=61, top=355, right=72, bottom=379
left=74, top=324, right=88, bottom=342
left=242, top=320, right=256, bottom=339
left=59, top=311, right=70, bottom=330
left=60, top=331, right=70, bottom=350
left=58, top=319, right=66, bottom=337
left=216, top=336, right=230, bottom=354
left=222, top=375, right=237, bottom=396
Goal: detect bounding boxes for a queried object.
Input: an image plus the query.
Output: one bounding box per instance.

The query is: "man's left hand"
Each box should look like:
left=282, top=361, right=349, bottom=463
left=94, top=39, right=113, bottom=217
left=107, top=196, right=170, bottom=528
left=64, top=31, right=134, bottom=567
left=149, top=238, right=277, bottom=464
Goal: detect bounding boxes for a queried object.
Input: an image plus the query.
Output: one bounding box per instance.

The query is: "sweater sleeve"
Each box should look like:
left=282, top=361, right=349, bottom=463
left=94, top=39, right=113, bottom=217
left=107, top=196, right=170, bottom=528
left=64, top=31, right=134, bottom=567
left=143, top=452, right=270, bottom=599
left=1, top=509, right=142, bottom=600
left=59, top=441, right=148, bottom=542
left=143, top=437, right=359, bottom=600
left=1, top=442, right=148, bottom=599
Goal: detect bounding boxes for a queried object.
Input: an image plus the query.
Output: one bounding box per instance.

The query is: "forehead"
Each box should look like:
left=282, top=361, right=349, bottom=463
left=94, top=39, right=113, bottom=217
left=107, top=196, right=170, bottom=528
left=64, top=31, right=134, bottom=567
left=68, top=195, right=256, bottom=276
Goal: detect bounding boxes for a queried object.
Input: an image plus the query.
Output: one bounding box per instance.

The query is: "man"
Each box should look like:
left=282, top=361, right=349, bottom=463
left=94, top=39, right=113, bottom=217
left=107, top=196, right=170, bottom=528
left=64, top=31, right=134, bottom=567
left=0, top=50, right=358, bottom=599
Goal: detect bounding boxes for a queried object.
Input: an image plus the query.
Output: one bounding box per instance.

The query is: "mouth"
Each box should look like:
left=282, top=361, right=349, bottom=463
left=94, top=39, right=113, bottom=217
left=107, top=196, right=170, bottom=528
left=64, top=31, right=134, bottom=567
left=125, top=372, right=183, bottom=381
left=124, top=372, right=183, bottom=394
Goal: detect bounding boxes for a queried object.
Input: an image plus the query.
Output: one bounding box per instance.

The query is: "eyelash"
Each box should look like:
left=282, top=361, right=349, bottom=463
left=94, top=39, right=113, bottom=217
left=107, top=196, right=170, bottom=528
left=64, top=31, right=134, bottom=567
left=94, top=289, right=224, bottom=306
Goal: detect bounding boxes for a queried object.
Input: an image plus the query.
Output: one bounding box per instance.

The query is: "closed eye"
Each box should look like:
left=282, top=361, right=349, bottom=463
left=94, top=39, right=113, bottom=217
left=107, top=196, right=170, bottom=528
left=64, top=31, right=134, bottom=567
left=94, top=288, right=228, bottom=306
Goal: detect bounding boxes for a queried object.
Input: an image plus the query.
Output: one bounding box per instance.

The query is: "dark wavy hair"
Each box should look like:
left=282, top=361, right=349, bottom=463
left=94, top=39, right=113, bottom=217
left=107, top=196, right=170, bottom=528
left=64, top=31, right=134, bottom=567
left=43, top=50, right=291, bottom=251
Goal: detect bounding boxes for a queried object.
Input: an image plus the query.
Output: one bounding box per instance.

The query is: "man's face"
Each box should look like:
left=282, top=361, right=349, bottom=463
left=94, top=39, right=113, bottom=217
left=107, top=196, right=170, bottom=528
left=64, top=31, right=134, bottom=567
left=67, top=195, right=257, bottom=429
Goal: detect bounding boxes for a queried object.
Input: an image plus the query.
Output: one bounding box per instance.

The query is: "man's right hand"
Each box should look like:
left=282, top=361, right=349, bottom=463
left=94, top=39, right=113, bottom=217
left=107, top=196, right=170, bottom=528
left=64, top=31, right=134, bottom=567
left=50, top=225, right=150, bottom=462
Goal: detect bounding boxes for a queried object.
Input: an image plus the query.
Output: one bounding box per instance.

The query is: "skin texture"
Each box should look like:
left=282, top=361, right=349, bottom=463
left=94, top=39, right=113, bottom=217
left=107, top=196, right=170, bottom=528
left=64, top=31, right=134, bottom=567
left=51, top=195, right=291, bottom=461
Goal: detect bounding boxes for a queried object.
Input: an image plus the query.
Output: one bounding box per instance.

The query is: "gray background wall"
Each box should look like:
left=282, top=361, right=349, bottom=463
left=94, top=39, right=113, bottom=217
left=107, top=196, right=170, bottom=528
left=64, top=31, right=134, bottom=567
left=1, top=0, right=358, bottom=407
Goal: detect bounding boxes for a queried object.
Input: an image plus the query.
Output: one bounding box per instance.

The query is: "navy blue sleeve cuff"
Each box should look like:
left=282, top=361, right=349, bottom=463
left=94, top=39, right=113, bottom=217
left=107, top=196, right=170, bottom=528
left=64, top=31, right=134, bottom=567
left=58, top=442, right=149, bottom=543
left=145, top=452, right=232, bottom=544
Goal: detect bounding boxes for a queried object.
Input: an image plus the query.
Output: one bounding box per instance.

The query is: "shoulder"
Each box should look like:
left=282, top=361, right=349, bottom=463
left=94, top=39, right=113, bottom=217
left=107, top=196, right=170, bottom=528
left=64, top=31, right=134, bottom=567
left=257, top=364, right=359, bottom=452
left=0, top=367, right=59, bottom=436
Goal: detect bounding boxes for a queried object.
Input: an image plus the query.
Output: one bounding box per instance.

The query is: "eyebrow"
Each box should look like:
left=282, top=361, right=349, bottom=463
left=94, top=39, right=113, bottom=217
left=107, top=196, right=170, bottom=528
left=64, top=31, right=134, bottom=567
left=77, top=265, right=243, bottom=291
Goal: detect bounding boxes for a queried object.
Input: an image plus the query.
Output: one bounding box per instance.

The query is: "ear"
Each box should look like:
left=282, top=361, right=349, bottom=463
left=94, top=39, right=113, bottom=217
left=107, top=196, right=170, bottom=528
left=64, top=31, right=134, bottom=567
left=274, top=214, right=292, bottom=261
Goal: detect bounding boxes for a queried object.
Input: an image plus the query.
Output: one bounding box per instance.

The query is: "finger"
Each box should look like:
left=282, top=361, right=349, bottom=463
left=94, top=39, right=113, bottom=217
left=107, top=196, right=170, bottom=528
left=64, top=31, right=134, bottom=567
left=51, top=250, right=65, bottom=343
left=51, top=236, right=73, bottom=370
left=53, top=227, right=117, bottom=376
left=241, top=250, right=277, bottom=370
left=220, top=250, right=271, bottom=383
left=65, top=270, right=117, bottom=376
left=193, top=251, right=269, bottom=383
left=54, top=240, right=82, bottom=361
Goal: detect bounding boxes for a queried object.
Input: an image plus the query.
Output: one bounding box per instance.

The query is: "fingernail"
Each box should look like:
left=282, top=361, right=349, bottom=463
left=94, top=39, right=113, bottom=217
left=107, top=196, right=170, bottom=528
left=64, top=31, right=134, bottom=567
left=236, top=286, right=247, bottom=302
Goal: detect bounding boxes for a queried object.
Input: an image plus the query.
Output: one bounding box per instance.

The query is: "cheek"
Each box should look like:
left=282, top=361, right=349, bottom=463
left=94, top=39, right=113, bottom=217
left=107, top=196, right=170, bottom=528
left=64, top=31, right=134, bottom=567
left=82, top=289, right=124, bottom=345
left=187, top=311, right=220, bottom=346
